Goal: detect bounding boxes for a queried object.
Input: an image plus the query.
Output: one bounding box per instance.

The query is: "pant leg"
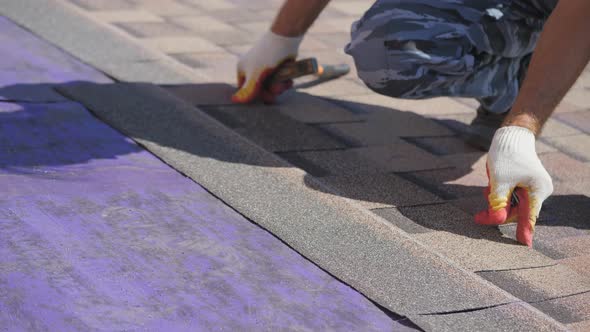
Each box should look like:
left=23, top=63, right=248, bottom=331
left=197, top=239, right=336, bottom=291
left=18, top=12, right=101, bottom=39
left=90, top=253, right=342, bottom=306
left=345, top=0, right=555, bottom=113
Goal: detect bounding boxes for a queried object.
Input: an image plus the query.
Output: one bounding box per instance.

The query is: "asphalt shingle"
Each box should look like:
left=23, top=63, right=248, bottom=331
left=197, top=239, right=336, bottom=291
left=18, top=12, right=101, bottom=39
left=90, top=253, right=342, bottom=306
left=139, top=36, right=224, bottom=54
left=279, top=144, right=451, bottom=177
left=568, top=320, right=590, bottom=332
left=114, top=21, right=192, bottom=38
left=399, top=167, right=487, bottom=200
left=540, top=152, right=590, bottom=181
left=404, top=136, right=480, bottom=156
left=449, top=196, right=488, bottom=216
left=430, top=112, right=479, bottom=136
left=334, top=95, right=476, bottom=116
left=539, top=119, right=581, bottom=138
left=534, top=236, right=590, bottom=260
left=413, top=231, right=556, bottom=272
left=133, top=0, right=203, bottom=16
left=199, top=105, right=347, bottom=152
left=319, top=111, right=454, bottom=147
left=296, top=78, right=370, bottom=98
left=59, top=82, right=529, bottom=317
left=162, top=83, right=236, bottom=106
left=169, top=52, right=238, bottom=83
left=68, top=0, right=135, bottom=11
left=544, top=134, right=590, bottom=162
left=398, top=203, right=556, bottom=271
left=558, top=255, right=590, bottom=279
left=398, top=203, right=479, bottom=235
left=409, top=303, right=565, bottom=332
left=532, top=291, right=590, bottom=324
left=277, top=92, right=362, bottom=124
left=555, top=111, right=590, bottom=134
left=372, top=208, right=433, bottom=234
left=316, top=173, right=443, bottom=209
left=478, top=264, right=590, bottom=303
left=1, top=0, right=161, bottom=64
left=88, top=9, right=164, bottom=23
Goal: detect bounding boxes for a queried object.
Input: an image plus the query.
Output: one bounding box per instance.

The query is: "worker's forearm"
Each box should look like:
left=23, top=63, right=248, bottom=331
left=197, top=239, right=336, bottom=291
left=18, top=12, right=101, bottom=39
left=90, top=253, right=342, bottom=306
left=503, top=0, right=590, bottom=135
left=270, top=0, right=331, bottom=37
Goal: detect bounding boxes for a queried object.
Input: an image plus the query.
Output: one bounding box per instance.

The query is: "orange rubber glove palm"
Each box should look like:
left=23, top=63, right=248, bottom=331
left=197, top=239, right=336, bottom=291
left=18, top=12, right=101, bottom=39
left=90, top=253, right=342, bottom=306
left=475, top=126, right=553, bottom=246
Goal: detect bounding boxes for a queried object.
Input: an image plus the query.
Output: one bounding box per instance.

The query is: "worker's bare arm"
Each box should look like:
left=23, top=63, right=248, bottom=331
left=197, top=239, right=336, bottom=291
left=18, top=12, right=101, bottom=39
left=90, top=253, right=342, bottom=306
left=503, top=0, right=590, bottom=135
left=271, top=0, right=331, bottom=37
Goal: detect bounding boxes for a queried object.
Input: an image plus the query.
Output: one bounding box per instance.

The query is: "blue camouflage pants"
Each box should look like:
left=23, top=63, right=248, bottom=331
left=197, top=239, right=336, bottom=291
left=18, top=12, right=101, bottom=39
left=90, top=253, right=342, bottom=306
left=345, top=0, right=558, bottom=113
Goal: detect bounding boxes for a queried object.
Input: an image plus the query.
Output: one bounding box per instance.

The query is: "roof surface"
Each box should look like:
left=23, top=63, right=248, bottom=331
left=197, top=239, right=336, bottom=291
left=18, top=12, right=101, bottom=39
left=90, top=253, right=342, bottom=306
left=1, top=0, right=589, bottom=330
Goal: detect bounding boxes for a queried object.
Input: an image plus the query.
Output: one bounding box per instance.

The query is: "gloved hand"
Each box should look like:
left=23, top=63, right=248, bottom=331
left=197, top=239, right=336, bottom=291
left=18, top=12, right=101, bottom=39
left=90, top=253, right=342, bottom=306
left=232, top=31, right=302, bottom=104
left=475, top=126, right=553, bottom=246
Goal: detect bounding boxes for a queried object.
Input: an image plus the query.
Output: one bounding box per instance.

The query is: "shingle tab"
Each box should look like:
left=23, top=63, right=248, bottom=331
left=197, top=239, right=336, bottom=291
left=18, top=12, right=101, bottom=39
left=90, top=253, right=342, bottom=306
left=535, top=236, right=590, bottom=260
left=404, top=136, right=480, bottom=156
left=478, top=265, right=590, bottom=303
left=200, top=105, right=347, bottom=152
left=317, top=173, right=443, bottom=209
left=568, top=319, right=590, bottom=332
left=399, top=167, right=487, bottom=200
left=533, top=291, right=590, bottom=324
left=545, top=134, right=590, bottom=163
left=409, top=303, right=565, bottom=332
left=372, top=208, right=433, bottom=234
left=277, top=92, right=363, bottom=124
left=558, top=255, right=590, bottom=279
left=319, top=111, right=454, bottom=147
left=555, top=112, right=590, bottom=134
left=162, top=83, right=236, bottom=106
left=414, top=231, right=556, bottom=272
left=539, top=119, right=581, bottom=138
left=399, top=204, right=556, bottom=271
left=334, top=95, right=475, bottom=116
left=114, top=21, right=192, bottom=38
left=280, top=144, right=451, bottom=177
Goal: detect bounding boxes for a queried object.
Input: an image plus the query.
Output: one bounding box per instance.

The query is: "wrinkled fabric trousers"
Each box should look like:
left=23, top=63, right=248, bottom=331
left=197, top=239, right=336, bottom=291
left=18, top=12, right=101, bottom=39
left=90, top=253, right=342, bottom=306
left=345, top=0, right=558, bottom=113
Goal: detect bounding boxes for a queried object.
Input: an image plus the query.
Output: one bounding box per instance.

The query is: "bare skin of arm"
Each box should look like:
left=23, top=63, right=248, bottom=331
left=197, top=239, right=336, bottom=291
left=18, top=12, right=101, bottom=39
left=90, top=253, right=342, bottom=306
left=503, top=0, right=590, bottom=135
left=270, top=0, right=331, bottom=37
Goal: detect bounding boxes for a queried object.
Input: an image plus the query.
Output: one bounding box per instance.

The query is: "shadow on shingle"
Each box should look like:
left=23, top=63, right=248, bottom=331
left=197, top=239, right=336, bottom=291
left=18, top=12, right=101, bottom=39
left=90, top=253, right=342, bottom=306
left=3, top=81, right=587, bottom=250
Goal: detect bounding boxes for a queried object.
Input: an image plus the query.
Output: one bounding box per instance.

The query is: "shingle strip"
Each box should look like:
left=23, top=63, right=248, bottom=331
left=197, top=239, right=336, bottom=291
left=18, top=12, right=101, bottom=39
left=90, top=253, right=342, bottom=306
left=58, top=82, right=561, bottom=325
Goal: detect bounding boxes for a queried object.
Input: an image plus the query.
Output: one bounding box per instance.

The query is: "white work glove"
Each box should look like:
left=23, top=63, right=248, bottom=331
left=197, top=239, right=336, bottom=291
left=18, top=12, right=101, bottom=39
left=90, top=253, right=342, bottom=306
left=232, top=31, right=302, bottom=104
left=475, top=126, right=553, bottom=246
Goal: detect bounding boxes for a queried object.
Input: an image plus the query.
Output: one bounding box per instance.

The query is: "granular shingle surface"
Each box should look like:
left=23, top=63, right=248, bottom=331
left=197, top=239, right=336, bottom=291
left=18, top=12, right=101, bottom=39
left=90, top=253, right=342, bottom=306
left=6, top=0, right=589, bottom=328
left=59, top=82, right=525, bottom=316
left=478, top=264, right=590, bottom=303
left=200, top=105, right=347, bottom=152
left=532, top=291, right=590, bottom=324
left=409, top=303, right=565, bottom=332
left=317, top=173, right=444, bottom=209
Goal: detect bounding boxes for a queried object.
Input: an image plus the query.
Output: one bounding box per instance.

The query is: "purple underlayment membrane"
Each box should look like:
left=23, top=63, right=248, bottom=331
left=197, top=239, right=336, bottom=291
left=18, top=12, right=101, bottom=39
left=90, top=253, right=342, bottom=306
left=0, top=16, right=417, bottom=330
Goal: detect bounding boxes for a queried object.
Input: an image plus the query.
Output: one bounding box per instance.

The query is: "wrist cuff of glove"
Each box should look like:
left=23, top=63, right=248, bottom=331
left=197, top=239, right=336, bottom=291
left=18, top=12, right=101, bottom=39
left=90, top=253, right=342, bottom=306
left=491, top=126, right=536, bottom=154
left=262, top=31, right=302, bottom=53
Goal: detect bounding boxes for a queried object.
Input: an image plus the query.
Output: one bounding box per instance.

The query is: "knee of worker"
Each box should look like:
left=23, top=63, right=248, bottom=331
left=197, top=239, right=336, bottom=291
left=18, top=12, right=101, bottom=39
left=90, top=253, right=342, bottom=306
left=346, top=42, right=415, bottom=98
left=358, top=69, right=420, bottom=98
left=351, top=56, right=419, bottom=98
left=346, top=14, right=422, bottom=98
